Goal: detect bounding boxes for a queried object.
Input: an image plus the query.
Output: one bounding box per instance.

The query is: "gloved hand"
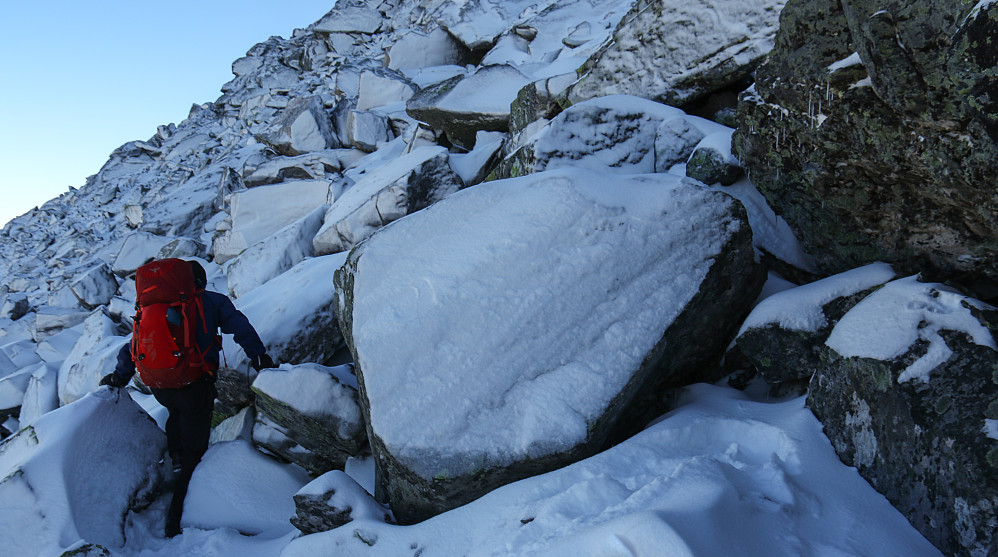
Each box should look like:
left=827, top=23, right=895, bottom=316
left=250, top=353, right=276, bottom=371
left=99, top=372, right=130, bottom=388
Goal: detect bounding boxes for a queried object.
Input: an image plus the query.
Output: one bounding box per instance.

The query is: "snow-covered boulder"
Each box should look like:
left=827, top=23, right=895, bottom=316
left=225, top=253, right=349, bottom=371
left=243, top=149, right=364, bottom=187
left=33, top=306, right=90, bottom=340
left=334, top=167, right=764, bottom=522
left=737, top=263, right=897, bottom=390
left=18, top=364, right=58, bottom=426
left=291, top=470, right=390, bottom=534
left=686, top=130, right=743, bottom=186
left=406, top=65, right=532, bottom=148
left=1, top=293, right=30, bottom=321
left=253, top=412, right=338, bottom=473
left=496, top=95, right=725, bottom=180
left=312, top=5, right=383, bottom=34
left=36, top=327, right=82, bottom=366
left=225, top=206, right=326, bottom=299
left=256, top=96, right=341, bottom=156
left=111, top=232, right=176, bottom=277
left=809, top=275, right=998, bottom=556
left=356, top=69, right=418, bottom=112
left=57, top=309, right=129, bottom=406
left=568, top=0, right=785, bottom=107
left=68, top=263, right=118, bottom=310
left=251, top=363, right=365, bottom=473
left=385, top=29, right=468, bottom=70
left=182, top=439, right=310, bottom=537
left=312, top=146, right=463, bottom=255
left=0, top=364, right=37, bottom=414
left=212, top=179, right=331, bottom=264
left=345, top=110, right=393, bottom=152
left=654, top=115, right=706, bottom=172
left=0, top=389, right=166, bottom=555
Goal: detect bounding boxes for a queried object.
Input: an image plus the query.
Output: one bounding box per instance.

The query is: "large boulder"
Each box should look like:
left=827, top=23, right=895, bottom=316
left=0, top=390, right=166, bottom=554
left=568, top=0, right=787, bottom=107
left=737, top=263, right=897, bottom=390
left=312, top=146, right=464, bottom=255
left=334, top=168, right=763, bottom=523
left=68, top=263, right=118, bottom=310
left=809, top=275, right=998, bottom=557
left=57, top=309, right=128, bottom=406
left=251, top=363, right=366, bottom=473
left=256, top=96, right=341, bottom=156
left=733, top=0, right=998, bottom=299
left=493, top=95, right=724, bottom=180
left=211, top=180, right=331, bottom=264
left=406, top=65, right=532, bottom=148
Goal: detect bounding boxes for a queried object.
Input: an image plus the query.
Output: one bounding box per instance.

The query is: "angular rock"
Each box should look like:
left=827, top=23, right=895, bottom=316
left=243, top=150, right=365, bottom=188
left=568, top=0, right=786, bottom=106
left=385, top=28, right=468, bottom=70
left=224, top=253, right=349, bottom=370
left=155, top=237, right=204, bottom=260
left=225, top=206, right=326, bottom=299
left=356, top=70, right=417, bottom=112
left=33, top=306, right=90, bottom=341
left=0, top=390, right=166, bottom=553
left=0, top=293, right=29, bottom=321
left=313, top=5, right=383, bottom=34
left=733, top=0, right=998, bottom=299
left=494, top=95, right=716, bottom=180
left=737, top=263, right=897, bottom=389
left=654, top=116, right=705, bottom=172
left=111, top=233, right=176, bottom=277
left=256, top=96, right=340, bottom=156
left=252, top=363, right=366, bottom=472
left=334, top=168, right=763, bottom=523
left=685, top=130, right=743, bottom=186
left=213, top=366, right=257, bottom=422
left=292, top=470, right=390, bottom=534
left=68, top=263, right=118, bottom=310
left=211, top=180, right=331, bottom=264
left=210, top=406, right=255, bottom=445
left=406, top=65, right=531, bottom=148
left=57, top=309, right=128, bottom=406
left=346, top=110, right=393, bottom=152
left=810, top=275, right=998, bottom=557
left=18, top=364, right=58, bottom=426
left=312, top=146, right=463, bottom=255
left=253, top=412, right=338, bottom=474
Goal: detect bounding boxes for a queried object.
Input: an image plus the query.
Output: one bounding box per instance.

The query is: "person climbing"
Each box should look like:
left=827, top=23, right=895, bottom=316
left=100, top=258, right=275, bottom=538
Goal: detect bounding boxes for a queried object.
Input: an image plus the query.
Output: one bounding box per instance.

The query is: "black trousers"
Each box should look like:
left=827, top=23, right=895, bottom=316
left=151, top=375, right=216, bottom=531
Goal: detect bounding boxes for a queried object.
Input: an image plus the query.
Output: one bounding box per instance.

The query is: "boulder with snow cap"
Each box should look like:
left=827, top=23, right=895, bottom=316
left=334, top=167, right=764, bottom=523
left=251, top=363, right=366, bottom=472
left=57, top=309, right=128, bottom=406
left=686, top=131, right=744, bottom=186
left=737, top=263, right=898, bottom=392
left=68, top=263, right=118, bottom=310
left=494, top=95, right=721, bottom=180
left=568, top=0, right=786, bottom=107
left=33, top=306, right=90, bottom=341
left=385, top=28, right=468, bottom=70
left=243, top=150, right=364, bottom=187
left=252, top=412, right=340, bottom=474
left=356, top=69, right=417, bottom=112
left=223, top=253, right=349, bottom=372
left=312, top=146, right=463, bottom=255
left=256, top=96, right=341, bottom=156
left=0, top=389, right=167, bottom=554
left=345, top=110, right=393, bottom=152
left=211, top=179, right=331, bottom=264
left=406, top=65, right=532, bottom=149
left=808, top=275, right=998, bottom=557
left=110, top=232, right=177, bottom=277
left=292, top=470, right=391, bottom=534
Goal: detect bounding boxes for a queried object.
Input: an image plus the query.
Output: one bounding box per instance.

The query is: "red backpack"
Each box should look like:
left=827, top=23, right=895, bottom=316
left=131, top=258, right=212, bottom=389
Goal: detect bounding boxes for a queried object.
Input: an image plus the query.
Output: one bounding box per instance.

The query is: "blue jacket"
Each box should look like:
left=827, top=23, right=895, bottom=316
left=113, top=290, right=266, bottom=382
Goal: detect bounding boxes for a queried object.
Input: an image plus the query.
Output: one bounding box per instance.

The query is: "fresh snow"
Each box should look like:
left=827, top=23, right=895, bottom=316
left=739, top=262, right=897, bottom=334
left=825, top=275, right=998, bottom=383
left=282, top=384, right=942, bottom=557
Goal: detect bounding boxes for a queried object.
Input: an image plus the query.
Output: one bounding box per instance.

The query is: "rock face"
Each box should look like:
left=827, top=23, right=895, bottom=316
left=335, top=168, right=763, bottom=523
left=740, top=269, right=998, bottom=556
left=568, top=0, right=787, bottom=107
left=733, top=0, right=998, bottom=298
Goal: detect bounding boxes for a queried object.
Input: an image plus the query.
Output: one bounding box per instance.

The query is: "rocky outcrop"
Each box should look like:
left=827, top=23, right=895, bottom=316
left=568, top=0, right=787, bottom=107
left=733, top=0, right=998, bottom=300
left=335, top=168, right=764, bottom=523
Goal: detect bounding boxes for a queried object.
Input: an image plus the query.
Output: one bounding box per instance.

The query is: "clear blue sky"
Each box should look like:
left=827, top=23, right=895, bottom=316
left=0, top=1, right=336, bottom=228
